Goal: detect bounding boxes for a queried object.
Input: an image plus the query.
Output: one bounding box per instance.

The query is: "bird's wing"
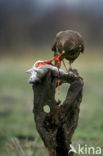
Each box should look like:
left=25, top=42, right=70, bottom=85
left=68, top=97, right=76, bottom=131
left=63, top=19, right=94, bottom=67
left=80, top=42, right=85, bottom=53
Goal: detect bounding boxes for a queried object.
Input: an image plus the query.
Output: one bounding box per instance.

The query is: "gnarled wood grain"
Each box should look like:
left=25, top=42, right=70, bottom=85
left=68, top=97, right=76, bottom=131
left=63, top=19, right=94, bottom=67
left=32, top=69, right=83, bottom=156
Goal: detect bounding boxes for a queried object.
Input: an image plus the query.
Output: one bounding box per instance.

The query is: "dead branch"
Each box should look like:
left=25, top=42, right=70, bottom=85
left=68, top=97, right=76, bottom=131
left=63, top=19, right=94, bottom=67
left=31, top=67, right=83, bottom=156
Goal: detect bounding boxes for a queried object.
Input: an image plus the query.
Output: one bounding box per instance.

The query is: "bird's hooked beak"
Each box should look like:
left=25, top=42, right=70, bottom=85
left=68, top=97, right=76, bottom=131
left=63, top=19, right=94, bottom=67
left=61, top=50, right=66, bottom=56
left=60, top=50, right=66, bottom=58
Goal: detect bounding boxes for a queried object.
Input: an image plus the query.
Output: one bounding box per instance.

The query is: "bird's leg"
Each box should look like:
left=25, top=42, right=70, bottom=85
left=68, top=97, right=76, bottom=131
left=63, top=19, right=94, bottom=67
left=68, top=61, right=72, bottom=71
left=57, top=67, right=61, bottom=101
left=62, top=59, right=69, bottom=73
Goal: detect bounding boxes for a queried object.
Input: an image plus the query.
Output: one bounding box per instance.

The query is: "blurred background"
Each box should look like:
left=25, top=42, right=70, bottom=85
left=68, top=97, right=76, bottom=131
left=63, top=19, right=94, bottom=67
left=0, top=0, right=103, bottom=155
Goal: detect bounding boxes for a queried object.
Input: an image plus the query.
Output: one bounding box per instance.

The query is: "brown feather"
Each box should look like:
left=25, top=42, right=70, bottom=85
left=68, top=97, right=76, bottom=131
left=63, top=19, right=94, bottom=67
left=52, top=30, right=84, bottom=63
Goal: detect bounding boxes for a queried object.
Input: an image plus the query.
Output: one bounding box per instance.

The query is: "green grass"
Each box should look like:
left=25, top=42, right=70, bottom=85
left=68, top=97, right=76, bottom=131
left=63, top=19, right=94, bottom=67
left=0, top=52, right=103, bottom=156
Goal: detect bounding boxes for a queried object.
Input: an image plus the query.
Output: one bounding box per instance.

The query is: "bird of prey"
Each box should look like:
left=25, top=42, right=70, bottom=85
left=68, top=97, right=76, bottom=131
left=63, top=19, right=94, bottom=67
left=52, top=30, right=84, bottom=69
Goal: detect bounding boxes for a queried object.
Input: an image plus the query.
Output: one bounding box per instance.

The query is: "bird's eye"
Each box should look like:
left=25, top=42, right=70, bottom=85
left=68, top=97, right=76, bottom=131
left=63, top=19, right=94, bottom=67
left=62, top=50, right=65, bottom=54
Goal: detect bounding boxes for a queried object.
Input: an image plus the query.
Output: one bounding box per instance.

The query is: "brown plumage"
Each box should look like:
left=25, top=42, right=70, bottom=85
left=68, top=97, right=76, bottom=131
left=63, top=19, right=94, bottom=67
left=52, top=30, right=84, bottom=65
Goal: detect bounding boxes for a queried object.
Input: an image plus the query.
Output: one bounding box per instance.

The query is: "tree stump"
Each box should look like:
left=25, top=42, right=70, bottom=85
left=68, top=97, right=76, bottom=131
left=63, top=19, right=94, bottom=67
left=32, top=69, right=83, bottom=156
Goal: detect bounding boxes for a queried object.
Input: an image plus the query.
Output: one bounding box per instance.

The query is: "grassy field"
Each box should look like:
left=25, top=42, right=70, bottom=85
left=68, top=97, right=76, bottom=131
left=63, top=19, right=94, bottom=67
left=0, top=50, right=103, bottom=156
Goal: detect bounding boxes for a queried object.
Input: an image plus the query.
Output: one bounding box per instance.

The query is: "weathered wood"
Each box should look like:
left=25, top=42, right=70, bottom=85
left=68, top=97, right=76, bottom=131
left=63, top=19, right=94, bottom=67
left=32, top=69, right=83, bottom=156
